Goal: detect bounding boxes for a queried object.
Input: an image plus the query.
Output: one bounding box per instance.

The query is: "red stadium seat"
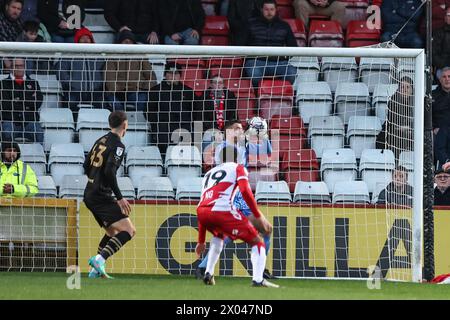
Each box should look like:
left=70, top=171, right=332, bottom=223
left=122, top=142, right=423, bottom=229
left=202, top=16, right=229, bottom=36
left=371, top=0, right=382, bottom=7
left=284, top=18, right=307, bottom=47
left=206, top=58, right=244, bottom=69
left=201, top=16, right=230, bottom=45
left=208, top=67, right=242, bottom=79
left=277, top=5, right=295, bottom=19
left=184, top=79, right=208, bottom=97
left=270, top=115, right=306, bottom=137
left=258, top=79, right=294, bottom=99
left=276, top=0, right=293, bottom=5
left=237, top=98, right=257, bottom=123
left=226, top=79, right=254, bottom=98
left=201, top=0, right=219, bottom=16
left=259, top=100, right=293, bottom=121
left=308, top=14, right=330, bottom=23
left=346, top=20, right=380, bottom=47
left=181, top=68, right=205, bottom=83
left=284, top=170, right=320, bottom=192
left=280, top=149, right=319, bottom=171
left=308, top=20, right=344, bottom=47
left=173, top=58, right=206, bottom=68
left=274, top=134, right=305, bottom=154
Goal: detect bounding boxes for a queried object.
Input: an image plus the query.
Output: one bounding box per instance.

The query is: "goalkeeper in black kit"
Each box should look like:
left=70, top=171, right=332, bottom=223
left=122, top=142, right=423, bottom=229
left=84, top=111, right=135, bottom=279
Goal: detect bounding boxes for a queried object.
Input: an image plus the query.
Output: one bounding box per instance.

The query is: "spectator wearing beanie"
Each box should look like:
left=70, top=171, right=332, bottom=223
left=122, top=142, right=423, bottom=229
left=104, top=30, right=157, bottom=112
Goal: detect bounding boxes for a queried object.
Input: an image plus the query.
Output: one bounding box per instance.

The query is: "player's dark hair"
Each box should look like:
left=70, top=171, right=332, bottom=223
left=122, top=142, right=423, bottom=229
left=108, top=111, right=127, bottom=129
left=220, top=146, right=238, bottom=163
left=224, top=119, right=242, bottom=131
left=23, top=20, right=39, bottom=33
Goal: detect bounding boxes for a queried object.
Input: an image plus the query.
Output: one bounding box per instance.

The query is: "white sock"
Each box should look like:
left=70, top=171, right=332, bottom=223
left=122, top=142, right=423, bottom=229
left=251, top=244, right=266, bottom=283
left=205, top=237, right=224, bottom=276
left=95, top=254, right=105, bottom=264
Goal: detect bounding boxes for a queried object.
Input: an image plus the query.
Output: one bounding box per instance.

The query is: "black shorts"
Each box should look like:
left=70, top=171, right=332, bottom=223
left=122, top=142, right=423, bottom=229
left=84, top=196, right=128, bottom=228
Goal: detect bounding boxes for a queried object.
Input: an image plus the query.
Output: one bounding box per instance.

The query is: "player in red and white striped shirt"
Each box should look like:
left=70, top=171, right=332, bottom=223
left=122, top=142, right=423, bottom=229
left=195, top=145, right=278, bottom=287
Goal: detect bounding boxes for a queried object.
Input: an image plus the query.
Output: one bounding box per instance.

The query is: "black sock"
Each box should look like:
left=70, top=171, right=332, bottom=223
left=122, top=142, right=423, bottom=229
left=100, top=231, right=132, bottom=260
left=98, top=234, right=111, bottom=254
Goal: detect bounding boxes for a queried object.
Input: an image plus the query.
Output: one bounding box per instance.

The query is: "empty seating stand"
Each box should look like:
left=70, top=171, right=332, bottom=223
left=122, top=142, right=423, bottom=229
left=346, top=20, right=381, bottom=48
left=117, top=177, right=136, bottom=199
left=270, top=115, right=307, bottom=153
left=321, top=148, right=357, bottom=193
left=332, top=181, right=370, bottom=204
left=165, top=145, right=202, bottom=187
left=121, top=111, right=149, bottom=150
left=126, top=146, right=163, bottom=188
left=59, top=175, right=88, bottom=199
left=289, top=56, right=320, bottom=88
left=48, top=143, right=85, bottom=187
left=321, top=57, right=358, bottom=93
left=137, top=176, right=175, bottom=200
left=36, top=176, right=57, bottom=198
left=346, top=116, right=382, bottom=158
left=176, top=177, right=203, bottom=200
left=340, top=0, right=370, bottom=27
left=174, top=58, right=206, bottom=89
left=255, top=181, right=291, bottom=203
left=207, top=58, right=243, bottom=80
left=293, top=181, right=331, bottom=203
left=277, top=0, right=295, bottom=19
left=359, top=57, right=394, bottom=93
left=308, top=20, right=344, bottom=47
left=295, top=81, right=332, bottom=124
left=359, top=149, right=395, bottom=194
left=284, top=19, right=307, bottom=47
left=40, top=108, right=75, bottom=152
left=201, top=16, right=230, bottom=46
left=308, top=116, right=345, bottom=158
left=19, top=143, right=47, bottom=176
left=372, top=84, right=398, bottom=122
left=258, top=79, right=294, bottom=121
left=334, top=82, right=370, bottom=125
left=281, top=149, right=320, bottom=192
left=29, top=74, right=61, bottom=108
left=77, top=109, right=111, bottom=152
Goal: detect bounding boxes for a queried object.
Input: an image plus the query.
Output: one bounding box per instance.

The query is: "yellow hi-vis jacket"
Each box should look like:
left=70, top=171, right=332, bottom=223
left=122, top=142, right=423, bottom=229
left=0, top=160, right=38, bottom=197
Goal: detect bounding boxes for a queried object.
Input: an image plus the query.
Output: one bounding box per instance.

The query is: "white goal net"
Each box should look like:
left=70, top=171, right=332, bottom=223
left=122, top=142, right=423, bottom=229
left=0, top=43, right=424, bottom=282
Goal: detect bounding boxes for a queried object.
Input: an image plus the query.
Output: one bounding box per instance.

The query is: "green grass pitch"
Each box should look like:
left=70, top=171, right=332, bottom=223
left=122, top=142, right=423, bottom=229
left=1, top=273, right=450, bottom=300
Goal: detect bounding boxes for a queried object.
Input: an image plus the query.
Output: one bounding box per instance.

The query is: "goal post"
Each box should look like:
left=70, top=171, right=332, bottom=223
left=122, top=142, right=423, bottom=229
left=0, top=42, right=426, bottom=282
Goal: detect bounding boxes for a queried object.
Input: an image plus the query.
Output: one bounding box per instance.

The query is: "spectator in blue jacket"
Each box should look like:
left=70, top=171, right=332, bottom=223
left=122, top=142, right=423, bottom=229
left=56, top=27, right=105, bottom=121
left=381, top=0, right=424, bottom=48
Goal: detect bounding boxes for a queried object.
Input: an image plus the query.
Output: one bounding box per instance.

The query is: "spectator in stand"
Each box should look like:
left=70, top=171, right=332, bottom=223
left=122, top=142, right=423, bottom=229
left=227, top=0, right=261, bottom=45
left=104, top=0, right=160, bottom=44
left=0, top=142, right=39, bottom=198
left=293, top=0, right=347, bottom=28
left=16, top=20, right=43, bottom=42
left=0, top=58, right=44, bottom=143
left=433, top=68, right=450, bottom=130
left=433, top=7, right=450, bottom=71
left=104, top=30, right=156, bottom=112
left=420, top=0, right=450, bottom=36
left=0, top=0, right=24, bottom=42
left=194, top=75, right=237, bottom=133
left=38, top=0, right=87, bottom=43
left=376, top=76, right=414, bottom=160
left=380, top=0, right=424, bottom=48
left=434, top=166, right=450, bottom=206
left=146, top=62, right=195, bottom=156
left=157, top=0, right=205, bottom=45
left=377, top=166, right=413, bottom=206
left=243, top=0, right=297, bottom=88
left=56, top=27, right=105, bottom=121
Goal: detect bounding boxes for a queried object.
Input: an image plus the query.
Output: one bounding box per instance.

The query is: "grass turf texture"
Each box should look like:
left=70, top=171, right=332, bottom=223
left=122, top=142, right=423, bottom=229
left=1, top=273, right=450, bottom=300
